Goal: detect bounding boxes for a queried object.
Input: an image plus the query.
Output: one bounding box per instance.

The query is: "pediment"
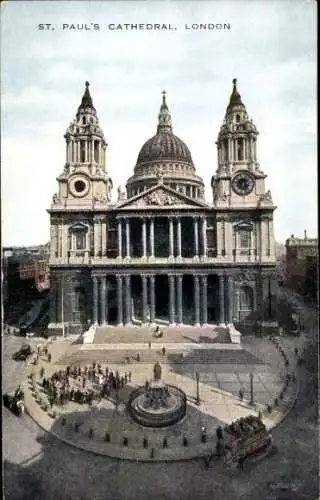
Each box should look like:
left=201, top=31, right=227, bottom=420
left=69, top=222, right=89, bottom=232
left=234, top=221, right=254, bottom=231
left=117, top=184, right=208, bottom=209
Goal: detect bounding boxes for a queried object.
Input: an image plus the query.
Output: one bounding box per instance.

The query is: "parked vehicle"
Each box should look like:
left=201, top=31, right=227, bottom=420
left=3, top=389, right=25, bottom=416
left=12, top=343, right=33, bottom=361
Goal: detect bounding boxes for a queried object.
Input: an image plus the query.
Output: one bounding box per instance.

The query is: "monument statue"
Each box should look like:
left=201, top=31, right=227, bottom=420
left=153, top=361, right=162, bottom=381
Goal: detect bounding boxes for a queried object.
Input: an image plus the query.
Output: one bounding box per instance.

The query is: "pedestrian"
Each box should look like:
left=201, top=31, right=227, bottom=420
left=239, top=389, right=244, bottom=401
left=294, top=347, right=298, bottom=356
left=137, top=353, right=140, bottom=362
left=124, top=373, right=128, bottom=384
left=162, top=346, right=166, bottom=356
left=40, top=366, right=45, bottom=378
left=148, top=341, right=151, bottom=349
left=128, top=371, right=132, bottom=382
left=48, top=353, right=52, bottom=363
left=83, top=377, right=86, bottom=389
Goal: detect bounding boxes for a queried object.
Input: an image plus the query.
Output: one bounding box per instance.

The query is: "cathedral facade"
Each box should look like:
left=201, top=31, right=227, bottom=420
left=48, top=79, right=278, bottom=335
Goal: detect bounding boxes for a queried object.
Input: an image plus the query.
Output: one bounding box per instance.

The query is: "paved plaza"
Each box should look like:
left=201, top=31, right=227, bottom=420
left=18, top=325, right=303, bottom=461
left=3, top=310, right=318, bottom=500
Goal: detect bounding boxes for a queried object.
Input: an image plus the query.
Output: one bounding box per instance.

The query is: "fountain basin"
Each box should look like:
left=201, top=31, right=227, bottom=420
left=128, top=381, right=187, bottom=428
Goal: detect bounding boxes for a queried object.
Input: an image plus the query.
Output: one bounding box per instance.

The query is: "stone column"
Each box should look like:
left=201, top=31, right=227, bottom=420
left=193, top=217, right=199, bottom=258
left=116, top=275, right=123, bottom=326
left=149, top=275, right=156, bottom=324
left=194, top=275, right=200, bottom=326
left=168, top=275, right=175, bottom=326
left=177, top=217, right=182, bottom=259
left=149, top=218, right=155, bottom=258
left=66, top=139, right=69, bottom=164
left=141, top=275, right=148, bottom=324
left=92, top=275, right=98, bottom=325
left=91, top=139, right=94, bottom=163
left=124, top=275, right=131, bottom=326
left=176, top=275, right=183, bottom=325
left=201, top=275, right=208, bottom=326
left=85, top=141, right=88, bottom=163
left=218, top=274, right=225, bottom=325
left=234, top=287, right=240, bottom=323
left=201, top=217, right=207, bottom=258
left=227, top=275, right=234, bottom=324
left=125, top=219, right=130, bottom=258
left=100, top=276, right=106, bottom=325
left=142, top=218, right=147, bottom=258
left=117, top=219, right=122, bottom=259
left=169, top=217, right=174, bottom=259
left=77, top=141, right=80, bottom=163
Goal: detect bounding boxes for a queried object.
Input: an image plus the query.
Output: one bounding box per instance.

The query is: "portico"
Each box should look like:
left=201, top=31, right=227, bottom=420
left=90, top=271, right=233, bottom=328
left=116, top=214, right=208, bottom=260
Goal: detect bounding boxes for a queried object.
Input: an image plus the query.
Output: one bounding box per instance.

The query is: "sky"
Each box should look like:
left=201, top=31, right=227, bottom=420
left=1, top=0, right=317, bottom=247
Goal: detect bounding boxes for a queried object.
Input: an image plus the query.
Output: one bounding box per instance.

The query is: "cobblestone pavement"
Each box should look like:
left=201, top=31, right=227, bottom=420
left=3, top=312, right=318, bottom=499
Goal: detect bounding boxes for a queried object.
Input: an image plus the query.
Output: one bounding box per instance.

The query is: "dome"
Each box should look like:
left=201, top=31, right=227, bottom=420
left=125, top=91, right=205, bottom=202
left=136, top=132, right=194, bottom=167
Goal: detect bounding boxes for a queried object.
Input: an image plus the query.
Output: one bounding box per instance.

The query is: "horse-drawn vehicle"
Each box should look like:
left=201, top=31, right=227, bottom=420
left=222, top=415, right=274, bottom=469
left=3, top=387, right=25, bottom=417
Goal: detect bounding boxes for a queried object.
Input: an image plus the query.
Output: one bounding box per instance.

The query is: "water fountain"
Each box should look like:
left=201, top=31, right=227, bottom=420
left=128, top=361, right=187, bottom=428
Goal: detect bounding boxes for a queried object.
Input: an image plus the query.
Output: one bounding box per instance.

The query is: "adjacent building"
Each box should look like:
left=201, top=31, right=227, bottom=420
left=48, top=79, right=278, bottom=335
left=285, top=231, right=318, bottom=301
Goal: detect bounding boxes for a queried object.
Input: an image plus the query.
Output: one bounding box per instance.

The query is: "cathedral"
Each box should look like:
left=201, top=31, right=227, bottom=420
left=48, top=79, right=278, bottom=336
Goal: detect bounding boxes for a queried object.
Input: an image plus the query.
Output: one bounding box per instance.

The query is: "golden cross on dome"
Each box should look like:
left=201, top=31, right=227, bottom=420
left=162, top=89, right=167, bottom=104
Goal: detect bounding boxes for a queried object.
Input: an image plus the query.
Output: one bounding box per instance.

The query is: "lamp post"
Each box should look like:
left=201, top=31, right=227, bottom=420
left=249, top=372, right=254, bottom=405
left=195, top=371, right=200, bottom=405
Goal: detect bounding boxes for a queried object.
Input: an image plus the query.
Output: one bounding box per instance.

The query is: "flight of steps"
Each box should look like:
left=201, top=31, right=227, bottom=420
left=55, top=347, right=264, bottom=366
left=93, top=325, right=231, bottom=344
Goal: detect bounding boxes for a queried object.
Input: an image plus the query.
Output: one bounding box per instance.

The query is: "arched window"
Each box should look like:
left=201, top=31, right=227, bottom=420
left=239, top=229, right=250, bottom=248
left=69, top=224, right=88, bottom=253
left=80, top=140, right=85, bottom=162
left=82, top=116, right=86, bottom=125
left=239, top=286, right=253, bottom=311
left=237, top=138, right=244, bottom=161
left=75, top=232, right=86, bottom=250
left=236, top=114, right=241, bottom=123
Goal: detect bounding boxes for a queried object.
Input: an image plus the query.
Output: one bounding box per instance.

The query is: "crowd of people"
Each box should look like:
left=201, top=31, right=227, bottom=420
left=39, top=362, right=132, bottom=408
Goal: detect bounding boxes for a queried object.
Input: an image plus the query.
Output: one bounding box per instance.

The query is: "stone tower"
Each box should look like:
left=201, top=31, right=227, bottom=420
left=52, top=81, right=113, bottom=210
left=211, top=78, right=276, bottom=264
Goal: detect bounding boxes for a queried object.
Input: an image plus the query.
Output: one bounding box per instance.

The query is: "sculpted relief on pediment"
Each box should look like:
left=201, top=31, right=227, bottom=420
left=134, top=189, right=185, bottom=207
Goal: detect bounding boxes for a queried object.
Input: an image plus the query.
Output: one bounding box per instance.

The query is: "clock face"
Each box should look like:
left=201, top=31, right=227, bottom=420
left=69, top=175, right=90, bottom=198
left=232, top=172, right=254, bottom=196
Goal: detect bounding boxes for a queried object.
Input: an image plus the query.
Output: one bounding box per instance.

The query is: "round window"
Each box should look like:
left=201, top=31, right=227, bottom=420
left=74, top=180, right=86, bottom=193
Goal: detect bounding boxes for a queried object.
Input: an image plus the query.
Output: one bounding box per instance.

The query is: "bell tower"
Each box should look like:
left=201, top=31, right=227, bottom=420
left=51, top=81, right=113, bottom=209
left=211, top=78, right=272, bottom=210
